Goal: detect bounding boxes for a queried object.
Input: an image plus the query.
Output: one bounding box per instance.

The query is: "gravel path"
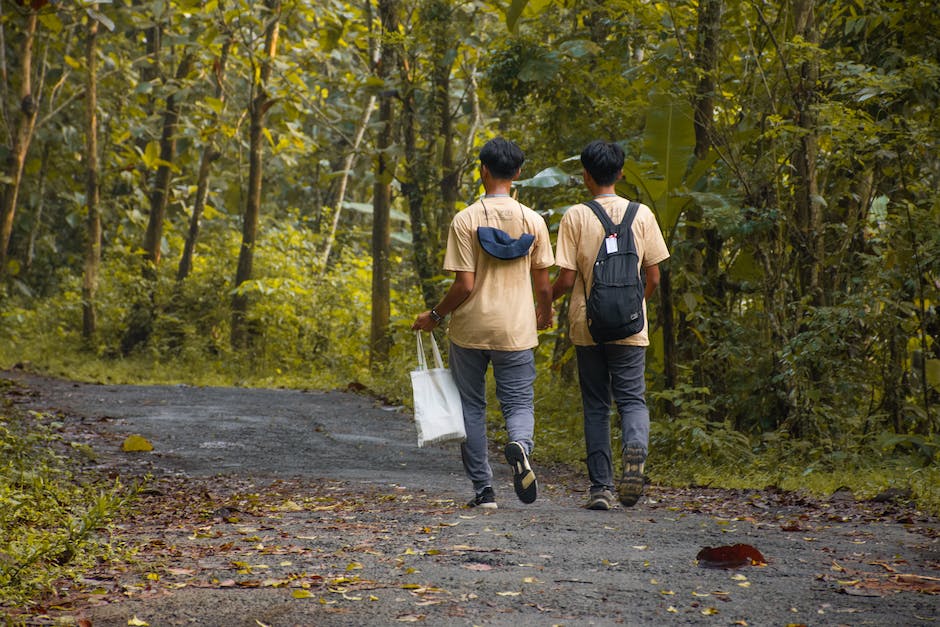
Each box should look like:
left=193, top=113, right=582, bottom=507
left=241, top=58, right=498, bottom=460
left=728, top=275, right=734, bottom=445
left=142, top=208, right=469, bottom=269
left=4, top=370, right=938, bottom=627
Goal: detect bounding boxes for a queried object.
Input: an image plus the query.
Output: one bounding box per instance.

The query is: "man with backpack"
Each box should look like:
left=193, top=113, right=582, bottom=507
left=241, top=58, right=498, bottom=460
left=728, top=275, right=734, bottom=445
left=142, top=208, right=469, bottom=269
left=551, top=140, right=670, bottom=511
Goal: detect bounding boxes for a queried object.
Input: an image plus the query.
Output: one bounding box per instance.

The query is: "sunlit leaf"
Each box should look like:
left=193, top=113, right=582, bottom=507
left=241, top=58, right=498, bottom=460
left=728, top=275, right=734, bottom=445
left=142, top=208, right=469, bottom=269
left=128, top=618, right=149, bottom=627
left=292, top=589, right=312, bottom=599
left=121, top=435, right=153, bottom=452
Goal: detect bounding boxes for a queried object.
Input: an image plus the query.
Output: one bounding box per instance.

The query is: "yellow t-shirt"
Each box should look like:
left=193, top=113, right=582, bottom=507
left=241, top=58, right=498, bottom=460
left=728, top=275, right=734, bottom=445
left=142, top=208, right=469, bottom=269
left=444, top=196, right=555, bottom=351
left=555, top=196, right=670, bottom=347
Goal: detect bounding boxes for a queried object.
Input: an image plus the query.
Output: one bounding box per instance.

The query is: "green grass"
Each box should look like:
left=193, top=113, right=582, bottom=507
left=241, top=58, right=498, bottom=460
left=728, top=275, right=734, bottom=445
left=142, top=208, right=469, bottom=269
left=0, top=388, right=137, bottom=610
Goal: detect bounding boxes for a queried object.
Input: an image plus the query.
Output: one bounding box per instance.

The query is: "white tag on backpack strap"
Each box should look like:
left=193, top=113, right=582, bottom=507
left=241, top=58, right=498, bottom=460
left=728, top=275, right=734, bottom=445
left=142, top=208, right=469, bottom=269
left=605, top=235, right=618, bottom=254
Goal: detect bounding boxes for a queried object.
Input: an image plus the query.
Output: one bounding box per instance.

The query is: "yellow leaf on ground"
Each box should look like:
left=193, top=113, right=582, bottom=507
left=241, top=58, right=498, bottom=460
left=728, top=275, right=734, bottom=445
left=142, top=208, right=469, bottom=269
left=128, top=617, right=149, bottom=627
left=122, top=435, right=153, bottom=452
left=496, top=591, right=521, bottom=597
left=292, top=589, right=313, bottom=599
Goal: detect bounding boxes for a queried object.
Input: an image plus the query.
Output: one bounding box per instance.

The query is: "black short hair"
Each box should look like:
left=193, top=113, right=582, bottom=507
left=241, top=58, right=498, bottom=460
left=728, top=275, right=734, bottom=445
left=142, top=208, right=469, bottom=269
left=580, top=140, right=625, bottom=186
left=479, top=137, right=525, bottom=180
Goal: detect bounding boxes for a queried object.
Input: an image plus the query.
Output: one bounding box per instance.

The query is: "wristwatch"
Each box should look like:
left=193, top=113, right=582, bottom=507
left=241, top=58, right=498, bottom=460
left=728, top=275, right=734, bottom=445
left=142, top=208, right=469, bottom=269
left=429, top=309, right=443, bottom=323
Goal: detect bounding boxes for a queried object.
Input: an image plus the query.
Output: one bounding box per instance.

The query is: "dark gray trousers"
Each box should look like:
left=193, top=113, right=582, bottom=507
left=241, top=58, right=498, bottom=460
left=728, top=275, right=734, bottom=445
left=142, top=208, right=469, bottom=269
left=575, top=343, right=649, bottom=491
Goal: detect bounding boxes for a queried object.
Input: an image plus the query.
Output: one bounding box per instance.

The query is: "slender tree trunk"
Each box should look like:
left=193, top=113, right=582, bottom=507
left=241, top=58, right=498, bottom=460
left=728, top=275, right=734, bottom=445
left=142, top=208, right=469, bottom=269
left=123, top=52, right=194, bottom=353
left=677, top=0, right=723, bottom=409
left=231, top=0, right=280, bottom=350
left=26, top=144, right=49, bottom=271
left=792, top=0, right=822, bottom=305
left=318, top=93, right=376, bottom=270
left=144, top=53, right=193, bottom=268
left=660, top=264, right=678, bottom=413
left=82, top=10, right=101, bottom=341
left=178, top=40, right=231, bottom=282
left=369, top=0, right=398, bottom=368
left=0, top=8, right=39, bottom=277
left=431, top=2, right=458, bottom=231
left=399, top=57, right=435, bottom=305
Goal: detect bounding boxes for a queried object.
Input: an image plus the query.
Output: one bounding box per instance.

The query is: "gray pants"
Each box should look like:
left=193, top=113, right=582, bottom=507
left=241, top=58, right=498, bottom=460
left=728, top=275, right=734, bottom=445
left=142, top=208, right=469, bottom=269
left=449, top=342, right=536, bottom=492
left=576, top=343, right=649, bottom=491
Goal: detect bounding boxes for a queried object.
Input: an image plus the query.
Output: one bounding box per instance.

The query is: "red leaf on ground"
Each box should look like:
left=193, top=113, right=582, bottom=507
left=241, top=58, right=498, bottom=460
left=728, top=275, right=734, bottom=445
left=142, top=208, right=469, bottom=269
left=696, top=544, right=767, bottom=568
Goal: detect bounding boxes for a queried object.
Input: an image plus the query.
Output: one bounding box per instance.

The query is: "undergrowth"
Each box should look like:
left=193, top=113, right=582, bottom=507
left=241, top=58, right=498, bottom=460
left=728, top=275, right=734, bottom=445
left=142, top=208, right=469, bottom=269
left=0, top=387, right=137, bottom=611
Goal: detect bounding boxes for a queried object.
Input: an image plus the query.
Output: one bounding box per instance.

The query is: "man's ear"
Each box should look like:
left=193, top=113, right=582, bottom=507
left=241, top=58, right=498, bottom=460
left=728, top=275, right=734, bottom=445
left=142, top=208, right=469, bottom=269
left=511, top=167, right=522, bottom=181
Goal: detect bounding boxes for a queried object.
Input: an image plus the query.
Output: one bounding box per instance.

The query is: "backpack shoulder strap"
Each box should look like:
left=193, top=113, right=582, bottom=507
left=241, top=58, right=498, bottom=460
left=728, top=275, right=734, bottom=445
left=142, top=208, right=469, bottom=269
left=619, top=201, right=640, bottom=231
left=584, top=199, right=617, bottom=236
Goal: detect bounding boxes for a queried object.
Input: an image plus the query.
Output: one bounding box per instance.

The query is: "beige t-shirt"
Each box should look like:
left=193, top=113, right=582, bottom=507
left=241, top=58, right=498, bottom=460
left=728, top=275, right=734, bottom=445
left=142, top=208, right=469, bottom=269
left=555, top=196, right=670, bottom=347
left=444, top=196, right=555, bottom=351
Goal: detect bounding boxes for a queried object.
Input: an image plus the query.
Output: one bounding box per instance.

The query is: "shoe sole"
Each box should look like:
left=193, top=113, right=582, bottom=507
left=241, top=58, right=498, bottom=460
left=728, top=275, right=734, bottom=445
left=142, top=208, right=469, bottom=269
left=586, top=498, right=611, bottom=511
left=504, top=442, right=537, bottom=504
left=618, top=443, right=645, bottom=507
left=473, top=502, right=498, bottom=510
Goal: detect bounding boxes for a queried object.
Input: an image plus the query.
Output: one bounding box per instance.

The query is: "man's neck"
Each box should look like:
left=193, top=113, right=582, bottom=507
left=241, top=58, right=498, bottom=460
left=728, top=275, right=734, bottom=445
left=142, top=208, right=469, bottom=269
left=484, top=182, right=513, bottom=196
left=590, top=184, right=617, bottom=197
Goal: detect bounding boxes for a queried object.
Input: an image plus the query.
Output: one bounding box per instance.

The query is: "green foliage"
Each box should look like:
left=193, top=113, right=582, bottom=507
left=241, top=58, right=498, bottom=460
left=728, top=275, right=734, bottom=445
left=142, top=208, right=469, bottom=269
left=0, top=401, right=135, bottom=609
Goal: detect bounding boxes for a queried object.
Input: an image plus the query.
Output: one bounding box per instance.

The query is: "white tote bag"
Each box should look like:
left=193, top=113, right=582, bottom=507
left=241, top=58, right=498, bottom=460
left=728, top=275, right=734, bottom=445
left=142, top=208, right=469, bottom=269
left=410, top=331, right=466, bottom=447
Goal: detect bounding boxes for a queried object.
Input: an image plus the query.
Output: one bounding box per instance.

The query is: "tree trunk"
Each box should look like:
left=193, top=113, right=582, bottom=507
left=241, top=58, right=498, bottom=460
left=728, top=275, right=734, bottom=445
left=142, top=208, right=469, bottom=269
left=792, top=0, right=822, bottom=306
left=678, top=0, right=723, bottom=407
left=144, top=53, right=193, bottom=268
left=430, top=1, right=459, bottom=248
left=25, top=144, right=50, bottom=272
left=231, top=0, right=281, bottom=350
left=82, top=9, right=101, bottom=342
left=178, top=40, right=231, bottom=282
left=369, top=0, right=398, bottom=368
left=0, top=7, right=39, bottom=277
left=659, top=264, right=678, bottom=417
left=123, top=52, right=194, bottom=353
left=318, top=93, right=376, bottom=271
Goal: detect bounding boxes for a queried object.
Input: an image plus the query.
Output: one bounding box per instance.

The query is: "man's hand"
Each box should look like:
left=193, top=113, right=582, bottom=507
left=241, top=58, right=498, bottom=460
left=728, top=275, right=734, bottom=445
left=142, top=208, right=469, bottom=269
left=412, top=311, right=438, bottom=331
left=536, top=304, right=554, bottom=330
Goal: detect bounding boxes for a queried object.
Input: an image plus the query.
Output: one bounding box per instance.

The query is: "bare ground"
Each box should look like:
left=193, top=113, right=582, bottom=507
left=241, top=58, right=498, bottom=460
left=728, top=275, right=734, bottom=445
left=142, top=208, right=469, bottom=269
left=2, top=369, right=938, bottom=627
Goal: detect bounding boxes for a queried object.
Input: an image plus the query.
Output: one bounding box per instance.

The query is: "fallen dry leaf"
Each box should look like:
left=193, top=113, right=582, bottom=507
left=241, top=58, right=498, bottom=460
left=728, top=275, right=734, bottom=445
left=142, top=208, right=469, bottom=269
left=697, top=544, right=767, bottom=568
left=462, top=563, right=492, bottom=571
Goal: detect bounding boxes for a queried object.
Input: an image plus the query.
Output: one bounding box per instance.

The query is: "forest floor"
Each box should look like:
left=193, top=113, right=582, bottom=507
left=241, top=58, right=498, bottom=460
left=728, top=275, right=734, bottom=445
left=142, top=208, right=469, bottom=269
left=2, top=368, right=938, bottom=627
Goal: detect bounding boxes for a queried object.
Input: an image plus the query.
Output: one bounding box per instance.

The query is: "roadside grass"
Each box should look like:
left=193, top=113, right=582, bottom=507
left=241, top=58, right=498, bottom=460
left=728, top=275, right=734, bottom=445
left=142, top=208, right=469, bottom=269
left=0, top=383, right=137, bottom=612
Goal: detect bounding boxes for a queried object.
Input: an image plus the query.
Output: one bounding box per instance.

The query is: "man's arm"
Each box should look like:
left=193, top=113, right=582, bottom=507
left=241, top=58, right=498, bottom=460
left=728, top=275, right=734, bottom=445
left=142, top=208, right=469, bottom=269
left=551, top=268, right=577, bottom=301
left=644, top=264, right=661, bottom=300
left=531, top=267, right=553, bottom=330
left=412, top=270, right=475, bottom=331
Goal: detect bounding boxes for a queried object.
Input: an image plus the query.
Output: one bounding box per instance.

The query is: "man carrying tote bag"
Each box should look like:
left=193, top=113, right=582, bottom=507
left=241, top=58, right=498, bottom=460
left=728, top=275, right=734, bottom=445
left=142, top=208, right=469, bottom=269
left=413, top=137, right=554, bottom=510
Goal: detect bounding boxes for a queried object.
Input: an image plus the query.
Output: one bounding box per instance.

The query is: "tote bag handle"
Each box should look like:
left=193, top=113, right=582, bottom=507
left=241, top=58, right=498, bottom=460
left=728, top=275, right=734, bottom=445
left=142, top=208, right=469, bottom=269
left=415, top=330, right=445, bottom=370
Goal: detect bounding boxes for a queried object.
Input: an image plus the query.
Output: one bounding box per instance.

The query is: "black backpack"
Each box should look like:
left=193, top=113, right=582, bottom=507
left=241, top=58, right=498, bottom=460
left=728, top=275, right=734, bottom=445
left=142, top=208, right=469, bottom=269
left=583, top=199, right=645, bottom=343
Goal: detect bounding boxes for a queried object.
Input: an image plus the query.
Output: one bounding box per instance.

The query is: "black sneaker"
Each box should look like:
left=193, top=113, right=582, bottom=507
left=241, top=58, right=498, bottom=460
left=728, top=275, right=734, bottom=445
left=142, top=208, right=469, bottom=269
left=467, top=486, right=497, bottom=509
left=586, top=488, right=614, bottom=511
left=618, top=443, right=646, bottom=507
left=504, top=441, right=538, bottom=504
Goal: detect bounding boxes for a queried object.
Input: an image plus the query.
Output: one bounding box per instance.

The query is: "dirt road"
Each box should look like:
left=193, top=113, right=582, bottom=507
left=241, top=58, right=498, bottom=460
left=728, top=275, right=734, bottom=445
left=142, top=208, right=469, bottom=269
left=4, top=370, right=938, bottom=626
